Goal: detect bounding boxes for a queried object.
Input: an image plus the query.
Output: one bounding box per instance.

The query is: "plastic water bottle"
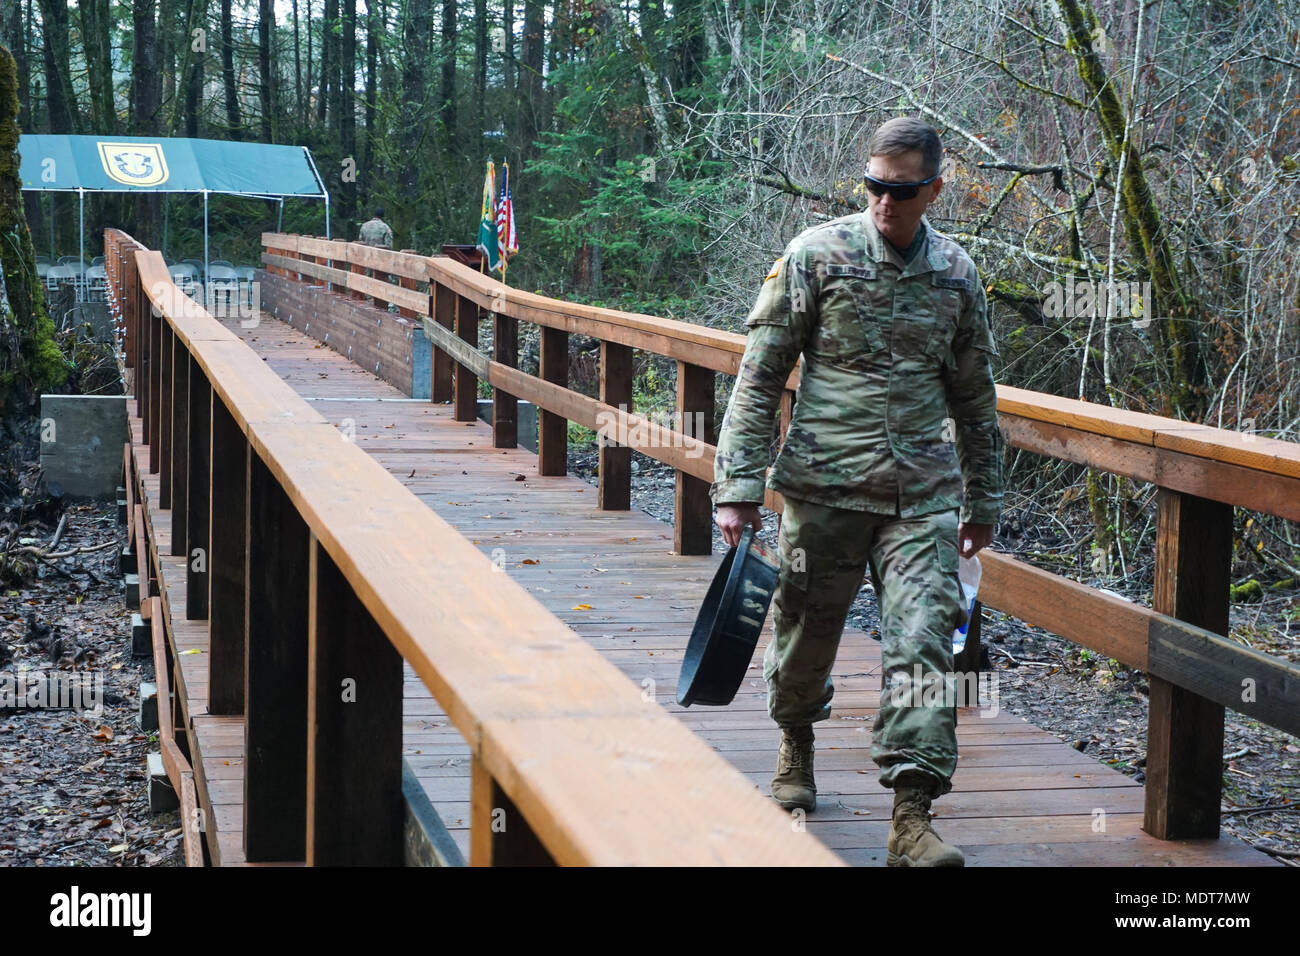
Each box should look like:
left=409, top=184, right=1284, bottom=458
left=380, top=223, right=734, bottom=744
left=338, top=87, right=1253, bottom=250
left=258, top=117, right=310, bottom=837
left=952, top=553, right=982, bottom=656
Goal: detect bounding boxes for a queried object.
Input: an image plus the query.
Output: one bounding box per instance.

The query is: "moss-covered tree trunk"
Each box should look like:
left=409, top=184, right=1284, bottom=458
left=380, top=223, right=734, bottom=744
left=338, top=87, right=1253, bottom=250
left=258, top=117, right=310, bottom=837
left=1055, top=0, right=1209, bottom=420
left=0, top=43, right=65, bottom=423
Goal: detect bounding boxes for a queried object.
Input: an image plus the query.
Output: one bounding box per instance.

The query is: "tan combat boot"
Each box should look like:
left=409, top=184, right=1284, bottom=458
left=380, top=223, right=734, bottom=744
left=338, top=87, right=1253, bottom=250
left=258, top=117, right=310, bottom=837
left=771, top=726, right=816, bottom=812
left=887, top=785, right=965, bottom=867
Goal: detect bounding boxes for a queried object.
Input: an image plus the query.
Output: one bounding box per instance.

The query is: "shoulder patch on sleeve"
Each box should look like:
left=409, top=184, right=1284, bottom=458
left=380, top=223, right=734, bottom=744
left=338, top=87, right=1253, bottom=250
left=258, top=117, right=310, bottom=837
left=764, top=257, right=782, bottom=282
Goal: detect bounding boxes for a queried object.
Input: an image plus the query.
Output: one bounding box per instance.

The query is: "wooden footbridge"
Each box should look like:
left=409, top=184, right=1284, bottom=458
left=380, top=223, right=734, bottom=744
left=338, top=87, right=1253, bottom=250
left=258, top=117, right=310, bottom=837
left=103, top=227, right=1299, bottom=866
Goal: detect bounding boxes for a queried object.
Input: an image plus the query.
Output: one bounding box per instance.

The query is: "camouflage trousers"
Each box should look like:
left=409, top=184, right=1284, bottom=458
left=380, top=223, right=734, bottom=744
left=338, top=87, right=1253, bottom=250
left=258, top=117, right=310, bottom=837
left=762, top=495, right=967, bottom=796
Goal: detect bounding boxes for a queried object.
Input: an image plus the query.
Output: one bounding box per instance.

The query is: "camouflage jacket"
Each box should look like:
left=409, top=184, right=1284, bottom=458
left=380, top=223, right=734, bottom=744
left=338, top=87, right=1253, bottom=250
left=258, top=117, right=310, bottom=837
left=711, top=212, right=1004, bottom=525
left=358, top=218, right=393, bottom=248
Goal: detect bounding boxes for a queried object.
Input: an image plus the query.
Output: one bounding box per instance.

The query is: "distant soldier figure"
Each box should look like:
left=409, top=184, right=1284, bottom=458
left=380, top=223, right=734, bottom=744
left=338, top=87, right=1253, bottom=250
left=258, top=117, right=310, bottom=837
left=358, top=207, right=393, bottom=248
left=712, top=117, right=1003, bottom=866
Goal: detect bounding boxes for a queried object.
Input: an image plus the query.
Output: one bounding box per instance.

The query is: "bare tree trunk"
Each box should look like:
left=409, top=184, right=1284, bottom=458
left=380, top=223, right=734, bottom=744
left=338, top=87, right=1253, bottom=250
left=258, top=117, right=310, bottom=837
left=292, top=0, right=302, bottom=123
left=80, top=0, right=117, bottom=134
left=159, top=0, right=176, bottom=121
left=319, top=0, right=335, bottom=126
left=398, top=0, right=431, bottom=241
left=35, top=0, right=78, bottom=133
left=362, top=0, right=378, bottom=208
left=474, top=0, right=486, bottom=145
left=220, top=0, right=241, bottom=138
left=259, top=0, right=276, bottom=141
left=132, top=0, right=163, bottom=245
left=182, top=0, right=206, bottom=137
left=440, top=0, right=457, bottom=157
left=518, top=0, right=543, bottom=160
left=327, top=0, right=343, bottom=133
left=340, top=0, right=356, bottom=225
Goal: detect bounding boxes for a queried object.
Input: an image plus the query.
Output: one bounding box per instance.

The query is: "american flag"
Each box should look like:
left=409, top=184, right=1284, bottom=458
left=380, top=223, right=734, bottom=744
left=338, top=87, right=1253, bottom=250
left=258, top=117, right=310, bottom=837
left=496, top=161, right=518, bottom=267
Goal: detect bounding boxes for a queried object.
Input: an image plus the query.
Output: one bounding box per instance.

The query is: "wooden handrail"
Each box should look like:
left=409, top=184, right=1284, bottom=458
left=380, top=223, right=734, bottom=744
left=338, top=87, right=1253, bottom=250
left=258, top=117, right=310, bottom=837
left=258, top=230, right=1300, bottom=845
left=109, top=228, right=842, bottom=867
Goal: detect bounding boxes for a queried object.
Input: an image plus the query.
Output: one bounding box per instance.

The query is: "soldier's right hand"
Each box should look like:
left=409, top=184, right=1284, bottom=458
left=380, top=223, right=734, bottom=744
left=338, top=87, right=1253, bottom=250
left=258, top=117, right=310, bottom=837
left=715, top=503, right=763, bottom=548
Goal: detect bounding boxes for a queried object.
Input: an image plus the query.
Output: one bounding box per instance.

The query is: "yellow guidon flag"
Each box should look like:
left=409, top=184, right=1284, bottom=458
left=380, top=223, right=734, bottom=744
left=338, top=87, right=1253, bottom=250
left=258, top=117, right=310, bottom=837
left=476, top=160, right=500, bottom=271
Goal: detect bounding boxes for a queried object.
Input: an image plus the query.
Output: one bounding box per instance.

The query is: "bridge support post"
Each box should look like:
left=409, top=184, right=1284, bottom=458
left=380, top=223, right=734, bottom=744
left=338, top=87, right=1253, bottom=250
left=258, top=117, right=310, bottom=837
left=674, top=360, right=715, bottom=555
left=454, top=294, right=479, bottom=422
left=599, top=342, right=632, bottom=510
left=244, top=451, right=311, bottom=863
left=208, top=398, right=247, bottom=715
left=185, top=355, right=210, bottom=620
left=306, top=539, right=404, bottom=865
left=430, top=285, right=455, bottom=403
left=494, top=309, right=519, bottom=448
left=470, top=757, right=555, bottom=866
left=538, top=328, right=568, bottom=476
left=1144, top=489, right=1230, bottom=839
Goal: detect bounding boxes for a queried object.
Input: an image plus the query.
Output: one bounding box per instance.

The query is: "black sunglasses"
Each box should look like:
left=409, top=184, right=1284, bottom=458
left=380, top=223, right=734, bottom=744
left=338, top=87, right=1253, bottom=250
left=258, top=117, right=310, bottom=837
left=863, top=172, right=939, bottom=201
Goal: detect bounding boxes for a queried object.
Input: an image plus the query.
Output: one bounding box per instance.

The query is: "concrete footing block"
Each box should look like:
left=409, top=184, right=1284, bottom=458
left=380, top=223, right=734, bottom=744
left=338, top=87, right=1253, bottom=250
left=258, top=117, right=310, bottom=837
left=120, top=544, right=134, bottom=574
left=147, top=752, right=178, bottom=814
left=131, top=612, right=150, bottom=657
left=125, top=573, right=140, bottom=610
left=139, top=681, right=158, bottom=732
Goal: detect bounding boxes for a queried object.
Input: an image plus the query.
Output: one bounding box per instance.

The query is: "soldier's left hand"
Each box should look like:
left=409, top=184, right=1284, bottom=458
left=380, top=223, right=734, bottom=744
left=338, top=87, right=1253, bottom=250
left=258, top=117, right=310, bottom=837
left=956, top=522, right=994, bottom=558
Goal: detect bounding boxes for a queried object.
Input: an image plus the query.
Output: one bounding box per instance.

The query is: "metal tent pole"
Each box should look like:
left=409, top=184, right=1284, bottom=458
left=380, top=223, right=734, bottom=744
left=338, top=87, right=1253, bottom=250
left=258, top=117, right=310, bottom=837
left=78, top=188, right=85, bottom=304
left=49, top=194, right=54, bottom=261
left=325, top=193, right=331, bottom=239
left=203, top=190, right=210, bottom=306
left=277, top=198, right=284, bottom=232
left=163, top=195, right=169, bottom=259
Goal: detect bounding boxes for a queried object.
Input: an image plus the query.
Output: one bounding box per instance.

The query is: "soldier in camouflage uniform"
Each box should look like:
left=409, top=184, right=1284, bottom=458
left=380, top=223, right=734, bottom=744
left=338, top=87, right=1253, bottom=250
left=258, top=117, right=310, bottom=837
left=712, top=118, right=1003, bottom=866
left=358, top=207, right=394, bottom=248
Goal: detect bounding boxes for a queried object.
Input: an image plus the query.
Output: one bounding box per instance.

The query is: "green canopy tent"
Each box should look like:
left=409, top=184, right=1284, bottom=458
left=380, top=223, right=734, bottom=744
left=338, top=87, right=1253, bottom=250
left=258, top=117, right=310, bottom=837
left=18, top=134, right=330, bottom=300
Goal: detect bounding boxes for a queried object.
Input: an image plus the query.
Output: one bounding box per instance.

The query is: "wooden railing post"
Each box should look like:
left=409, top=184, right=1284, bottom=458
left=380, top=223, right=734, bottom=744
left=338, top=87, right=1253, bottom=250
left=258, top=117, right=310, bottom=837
left=674, top=360, right=715, bottom=555
left=124, top=240, right=137, bottom=376
left=538, top=328, right=568, bottom=476
left=158, top=325, right=174, bottom=508
left=138, top=268, right=154, bottom=460
left=470, top=757, right=555, bottom=866
left=493, top=304, right=518, bottom=448
left=185, top=356, right=210, bottom=620
left=244, top=451, right=311, bottom=863
left=208, top=398, right=247, bottom=715
left=348, top=247, right=366, bottom=301
left=1144, top=489, right=1230, bottom=839
left=599, top=342, right=633, bottom=510
left=372, top=268, right=390, bottom=312
left=169, top=335, right=189, bottom=557
left=431, top=283, right=455, bottom=403
left=454, top=294, right=479, bottom=422
left=306, top=539, right=403, bottom=865
left=335, top=239, right=359, bottom=301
